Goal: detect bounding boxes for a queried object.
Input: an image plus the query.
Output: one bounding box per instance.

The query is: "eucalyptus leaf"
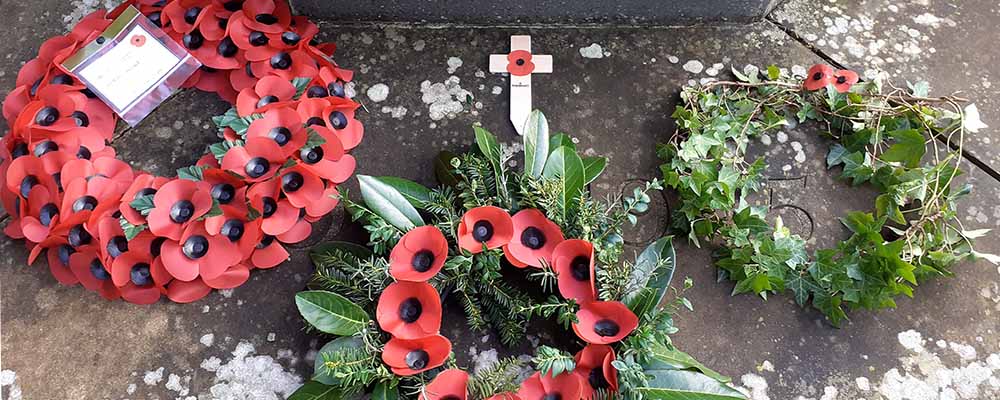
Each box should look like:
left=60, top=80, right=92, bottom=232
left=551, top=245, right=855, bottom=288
left=295, top=291, right=369, bottom=336
left=357, top=175, right=424, bottom=230
left=523, top=110, right=550, bottom=178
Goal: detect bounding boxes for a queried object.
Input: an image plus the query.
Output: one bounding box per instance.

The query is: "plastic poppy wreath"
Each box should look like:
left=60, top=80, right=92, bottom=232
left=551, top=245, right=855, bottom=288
left=1, top=0, right=363, bottom=304
left=659, top=64, right=998, bottom=325
left=292, top=112, right=745, bottom=399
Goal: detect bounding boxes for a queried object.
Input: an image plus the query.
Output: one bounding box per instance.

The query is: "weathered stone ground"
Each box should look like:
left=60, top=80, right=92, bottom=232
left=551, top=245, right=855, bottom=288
left=2, top=1, right=1000, bottom=399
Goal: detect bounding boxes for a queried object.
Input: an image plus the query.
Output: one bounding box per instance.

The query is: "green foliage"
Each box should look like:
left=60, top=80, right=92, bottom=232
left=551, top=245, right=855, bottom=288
left=658, top=65, right=996, bottom=325
left=118, top=216, right=147, bottom=240
left=357, top=175, right=425, bottom=231
left=531, top=346, right=576, bottom=377
left=295, top=291, right=371, bottom=336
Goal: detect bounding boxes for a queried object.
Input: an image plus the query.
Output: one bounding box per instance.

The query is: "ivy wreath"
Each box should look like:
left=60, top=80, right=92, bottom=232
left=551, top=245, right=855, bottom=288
left=1, top=0, right=363, bottom=304
left=292, top=112, right=743, bottom=400
left=658, top=64, right=997, bottom=325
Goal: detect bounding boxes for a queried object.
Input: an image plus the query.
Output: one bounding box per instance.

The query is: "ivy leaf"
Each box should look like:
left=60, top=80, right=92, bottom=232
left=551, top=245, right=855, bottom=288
left=826, top=144, right=848, bottom=168
left=581, top=156, right=607, bottom=185
left=841, top=211, right=877, bottom=235
left=880, top=129, right=926, bottom=168
left=839, top=151, right=874, bottom=185
left=287, top=381, right=346, bottom=400
left=523, top=110, right=550, bottom=178
left=357, top=175, right=424, bottom=230
left=294, top=290, right=370, bottom=336
left=542, top=146, right=586, bottom=215
left=786, top=273, right=821, bottom=306
left=176, top=165, right=206, bottom=181
left=908, top=81, right=930, bottom=97
left=129, top=194, right=156, bottom=216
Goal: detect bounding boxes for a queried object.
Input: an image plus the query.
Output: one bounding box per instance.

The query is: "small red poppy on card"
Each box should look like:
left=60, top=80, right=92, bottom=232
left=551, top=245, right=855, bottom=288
left=504, top=209, right=564, bottom=268
left=572, top=301, right=639, bottom=345
left=457, top=206, right=514, bottom=254
left=376, top=281, right=443, bottom=339
left=422, top=369, right=469, bottom=400
left=516, top=371, right=583, bottom=400
left=389, top=226, right=449, bottom=282
left=381, top=334, right=452, bottom=376
left=553, top=239, right=597, bottom=302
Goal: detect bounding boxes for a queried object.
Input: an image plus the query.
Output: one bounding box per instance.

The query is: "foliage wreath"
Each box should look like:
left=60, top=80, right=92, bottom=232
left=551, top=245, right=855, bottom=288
left=658, top=64, right=998, bottom=325
left=292, top=112, right=745, bottom=400
left=1, top=0, right=363, bottom=304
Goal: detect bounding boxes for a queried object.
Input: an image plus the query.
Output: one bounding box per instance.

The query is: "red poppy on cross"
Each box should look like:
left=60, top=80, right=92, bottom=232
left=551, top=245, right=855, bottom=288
left=489, top=35, right=552, bottom=135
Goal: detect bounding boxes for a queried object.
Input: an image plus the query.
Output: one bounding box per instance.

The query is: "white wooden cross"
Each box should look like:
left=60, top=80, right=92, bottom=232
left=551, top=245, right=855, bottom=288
left=489, top=35, right=553, bottom=135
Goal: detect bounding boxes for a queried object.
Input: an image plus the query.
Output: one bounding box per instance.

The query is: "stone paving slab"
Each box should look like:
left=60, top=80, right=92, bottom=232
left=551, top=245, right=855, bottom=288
left=772, top=0, right=1000, bottom=177
left=1, top=2, right=999, bottom=399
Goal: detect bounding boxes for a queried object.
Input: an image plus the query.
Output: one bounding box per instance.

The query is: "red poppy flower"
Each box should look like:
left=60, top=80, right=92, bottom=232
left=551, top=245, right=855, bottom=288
left=248, top=233, right=289, bottom=268
left=277, top=164, right=323, bottom=208
left=147, top=179, right=213, bottom=241
left=293, top=123, right=353, bottom=184
left=249, top=49, right=318, bottom=82
left=376, top=281, right=443, bottom=339
left=507, top=50, right=535, bottom=76
left=165, top=277, right=213, bottom=303
left=228, top=12, right=285, bottom=61
left=303, top=181, right=341, bottom=221
left=246, top=107, right=307, bottom=157
left=191, top=67, right=239, bottom=103
left=230, top=59, right=259, bottom=92
left=574, top=344, right=618, bottom=396
left=120, top=174, right=171, bottom=226
left=5, top=155, right=59, bottom=201
left=110, top=249, right=163, bottom=305
left=17, top=181, right=61, bottom=243
left=221, top=137, right=286, bottom=183
left=382, top=334, right=452, bottom=376
left=485, top=394, right=522, bottom=400
left=96, top=216, right=128, bottom=262
left=45, top=240, right=81, bottom=286
left=58, top=157, right=134, bottom=194
left=60, top=175, right=126, bottom=220
left=832, top=69, right=859, bottom=93
left=321, top=98, right=364, bottom=150
left=457, top=206, right=514, bottom=254
left=389, top=226, right=448, bottom=282
left=516, top=371, right=583, bottom=400
left=803, top=64, right=834, bottom=91
left=69, top=249, right=121, bottom=300
left=553, top=239, right=597, bottom=302
left=246, top=179, right=298, bottom=236
left=160, top=221, right=242, bottom=281
left=69, top=11, right=112, bottom=43
left=162, top=0, right=213, bottom=34
left=202, top=167, right=249, bottom=211
left=504, top=209, right=564, bottom=269
left=572, top=301, right=639, bottom=345
left=79, top=96, right=118, bottom=138
left=236, top=0, right=292, bottom=34
left=310, top=66, right=352, bottom=99
left=422, top=369, right=469, bottom=400
left=24, top=86, right=88, bottom=133
left=205, top=204, right=263, bottom=259
left=236, top=75, right=296, bottom=116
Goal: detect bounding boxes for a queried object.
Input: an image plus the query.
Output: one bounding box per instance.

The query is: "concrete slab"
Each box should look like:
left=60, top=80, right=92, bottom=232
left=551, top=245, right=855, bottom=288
left=771, top=0, right=1000, bottom=179
left=1, top=2, right=998, bottom=399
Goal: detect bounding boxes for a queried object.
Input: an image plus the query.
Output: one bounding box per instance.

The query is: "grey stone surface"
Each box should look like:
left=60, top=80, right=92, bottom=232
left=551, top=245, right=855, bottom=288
left=291, top=0, right=781, bottom=25
left=1, top=1, right=999, bottom=399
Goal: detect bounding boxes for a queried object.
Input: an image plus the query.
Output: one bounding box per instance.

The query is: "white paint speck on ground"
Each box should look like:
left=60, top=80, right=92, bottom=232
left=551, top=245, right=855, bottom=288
left=739, top=373, right=771, bottom=400
left=856, top=377, right=871, bottom=391
left=1, top=369, right=20, bottom=400
left=776, top=131, right=789, bottom=143
left=205, top=341, right=302, bottom=399
left=447, top=57, right=464, bottom=74
left=380, top=106, right=408, bottom=119
left=366, top=83, right=389, bottom=103
left=420, top=77, right=473, bottom=121
left=200, top=333, right=215, bottom=347
left=683, top=60, right=705, bottom=74
left=143, top=367, right=165, bottom=386
left=579, top=43, right=606, bottom=59
left=761, top=134, right=772, bottom=146
left=267, top=333, right=277, bottom=342
left=491, top=86, right=503, bottom=95
left=413, top=40, right=426, bottom=51
left=0, top=371, right=14, bottom=387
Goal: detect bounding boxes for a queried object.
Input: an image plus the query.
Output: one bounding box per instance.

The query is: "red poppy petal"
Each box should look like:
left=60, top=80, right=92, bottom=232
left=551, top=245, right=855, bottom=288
left=423, top=369, right=469, bottom=400
left=503, top=244, right=529, bottom=268
left=166, top=278, right=213, bottom=303
left=161, top=240, right=201, bottom=281
left=485, top=394, right=522, bottom=400
left=121, top=283, right=161, bottom=305
left=458, top=206, right=513, bottom=253
left=46, top=247, right=79, bottom=285
left=203, top=264, right=251, bottom=289
left=382, top=335, right=451, bottom=376
left=572, top=301, right=639, bottom=345
left=251, top=239, right=288, bottom=268
left=554, top=239, right=596, bottom=302
left=261, top=199, right=298, bottom=235
left=277, top=219, right=311, bottom=243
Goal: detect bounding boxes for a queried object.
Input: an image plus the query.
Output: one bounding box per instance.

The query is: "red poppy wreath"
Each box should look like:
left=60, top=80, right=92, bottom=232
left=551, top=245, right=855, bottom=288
left=1, top=0, right=363, bottom=304
left=292, top=112, right=743, bottom=399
